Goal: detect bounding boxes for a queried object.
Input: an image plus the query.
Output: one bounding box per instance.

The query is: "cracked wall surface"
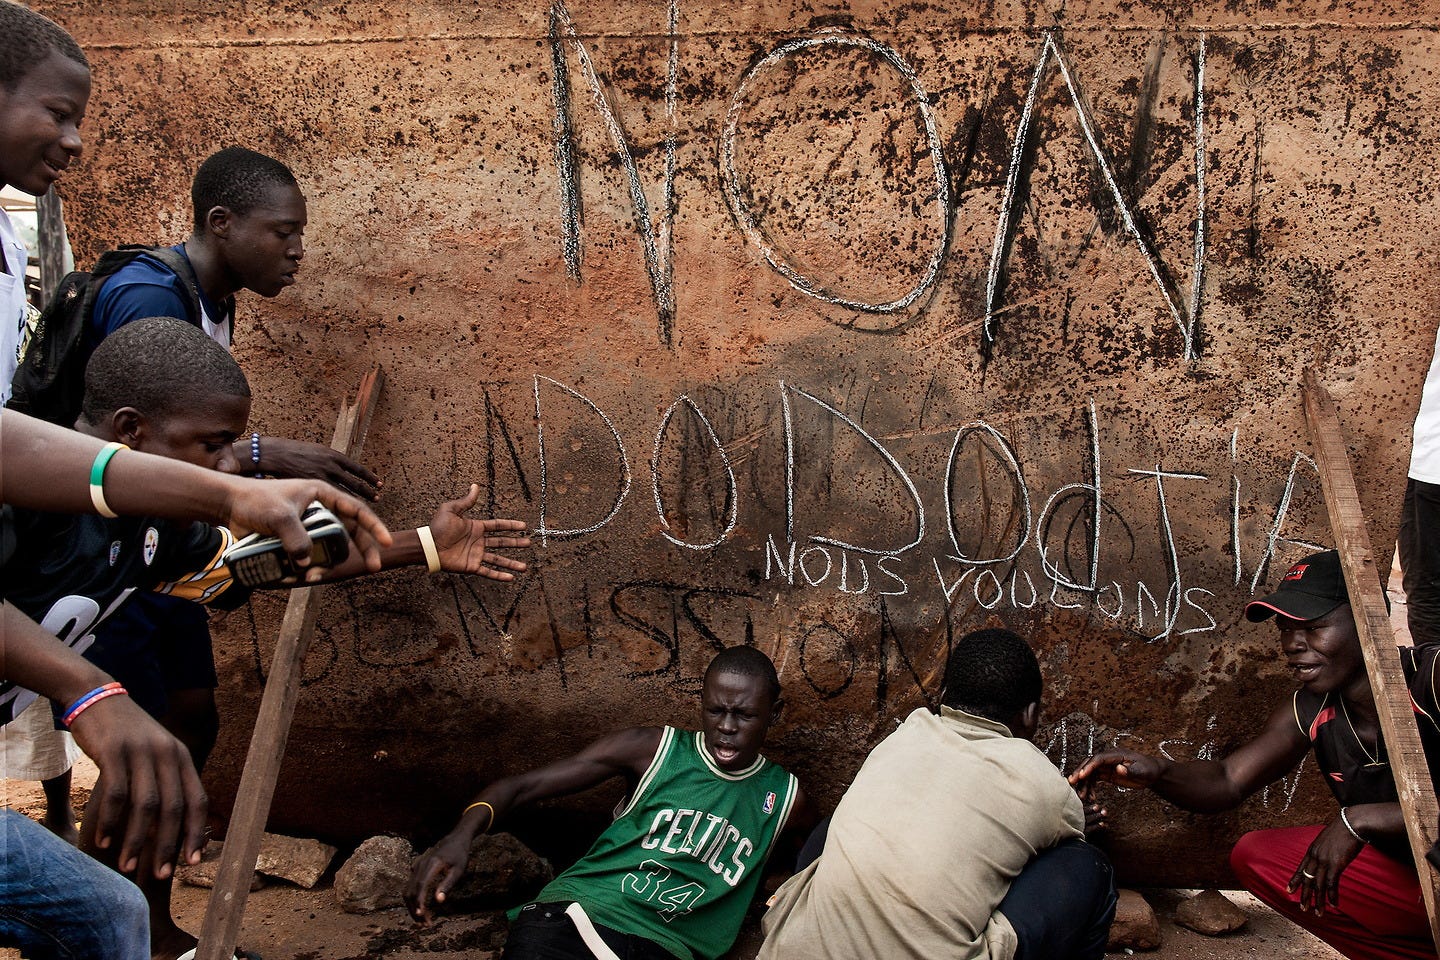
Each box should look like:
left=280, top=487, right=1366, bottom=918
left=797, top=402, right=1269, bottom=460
left=37, top=0, right=1440, bottom=884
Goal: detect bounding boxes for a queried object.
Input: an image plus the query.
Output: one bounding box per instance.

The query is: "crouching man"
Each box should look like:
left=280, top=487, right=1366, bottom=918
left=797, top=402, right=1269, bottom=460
left=758, top=628, right=1116, bottom=960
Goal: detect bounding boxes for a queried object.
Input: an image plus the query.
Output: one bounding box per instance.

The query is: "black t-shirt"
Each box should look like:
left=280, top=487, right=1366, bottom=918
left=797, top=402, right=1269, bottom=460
left=1294, top=645, right=1440, bottom=859
left=0, top=506, right=248, bottom=725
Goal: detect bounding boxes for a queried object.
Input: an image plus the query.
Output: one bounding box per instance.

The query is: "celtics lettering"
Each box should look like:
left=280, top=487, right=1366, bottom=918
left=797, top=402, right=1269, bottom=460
left=639, top=808, right=756, bottom=886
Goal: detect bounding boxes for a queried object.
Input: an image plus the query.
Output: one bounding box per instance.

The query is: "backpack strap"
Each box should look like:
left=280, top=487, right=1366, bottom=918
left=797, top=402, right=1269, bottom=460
left=115, top=244, right=210, bottom=333
left=6, top=244, right=218, bottom=425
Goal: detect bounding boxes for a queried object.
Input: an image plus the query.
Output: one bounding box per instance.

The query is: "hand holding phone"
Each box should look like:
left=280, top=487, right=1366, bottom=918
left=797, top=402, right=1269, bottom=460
left=223, top=502, right=350, bottom=587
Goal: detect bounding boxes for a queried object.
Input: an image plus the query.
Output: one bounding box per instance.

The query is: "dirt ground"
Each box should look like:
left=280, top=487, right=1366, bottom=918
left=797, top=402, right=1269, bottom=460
left=159, top=883, right=1344, bottom=960
left=3, top=757, right=1343, bottom=960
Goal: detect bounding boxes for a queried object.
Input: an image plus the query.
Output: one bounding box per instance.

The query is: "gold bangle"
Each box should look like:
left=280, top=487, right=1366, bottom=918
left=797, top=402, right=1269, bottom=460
left=463, top=799, right=496, bottom=832
left=416, top=525, right=442, bottom=574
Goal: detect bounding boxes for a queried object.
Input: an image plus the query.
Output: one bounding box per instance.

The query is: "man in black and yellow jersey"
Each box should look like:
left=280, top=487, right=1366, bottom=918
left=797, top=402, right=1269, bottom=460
left=406, top=646, right=810, bottom=960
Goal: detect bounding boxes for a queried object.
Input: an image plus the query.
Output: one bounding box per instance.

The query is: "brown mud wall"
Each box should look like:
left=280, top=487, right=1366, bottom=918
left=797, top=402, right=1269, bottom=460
left=37, top=0, right=1440, bottom=886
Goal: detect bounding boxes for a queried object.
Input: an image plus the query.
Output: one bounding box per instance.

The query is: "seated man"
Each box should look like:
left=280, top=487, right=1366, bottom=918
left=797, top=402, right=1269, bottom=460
left=758, top=628, right=1116, bottom=960
left=1071, top=548, right=1439, bottom=960
left=407, top=646, right=808, bottom=960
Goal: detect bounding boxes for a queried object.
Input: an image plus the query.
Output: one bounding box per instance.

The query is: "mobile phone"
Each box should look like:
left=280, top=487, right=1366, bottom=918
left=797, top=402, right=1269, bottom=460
left=223, top=502, right=351, bottom=588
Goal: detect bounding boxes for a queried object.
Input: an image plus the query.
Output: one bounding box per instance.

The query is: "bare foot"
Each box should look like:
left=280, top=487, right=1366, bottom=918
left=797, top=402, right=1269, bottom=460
left=149, top=923, right=197, bottom=960
left=41, top=810, right=79, bottom=847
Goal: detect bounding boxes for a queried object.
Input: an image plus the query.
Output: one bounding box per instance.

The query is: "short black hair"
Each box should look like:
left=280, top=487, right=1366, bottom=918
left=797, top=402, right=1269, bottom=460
left=705, top=646, right=781, bottom=703
left=0, top=2, right=88, bottom=91
left=81, top=317, right=249, bottom=425
left=941, top=628, right=1042, bottom=722
left=191, top=146, right=299, bottom=230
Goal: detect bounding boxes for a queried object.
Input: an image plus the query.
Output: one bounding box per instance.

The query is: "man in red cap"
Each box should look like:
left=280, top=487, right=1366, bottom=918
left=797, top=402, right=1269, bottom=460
left=1071, top=549, right=1439, bottom=960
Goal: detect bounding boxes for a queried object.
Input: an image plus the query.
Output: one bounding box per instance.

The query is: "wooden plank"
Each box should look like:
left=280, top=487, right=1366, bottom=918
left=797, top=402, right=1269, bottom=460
left=196, top=366, right=385, bottom=960
left=1302, top=367, right=1440, bottom=946
left=34, top=188, right=66, bottom=305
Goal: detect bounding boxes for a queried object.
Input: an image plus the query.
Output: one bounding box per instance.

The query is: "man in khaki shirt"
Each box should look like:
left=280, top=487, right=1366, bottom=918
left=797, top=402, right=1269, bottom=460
left=758, top=628, right=1115, bottom=960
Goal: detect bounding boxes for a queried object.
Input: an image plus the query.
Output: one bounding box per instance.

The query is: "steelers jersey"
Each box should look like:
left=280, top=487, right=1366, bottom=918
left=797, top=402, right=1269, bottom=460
left=0, top=505, right=244, bottom=725
left=524, top=726, right=798, bottom=960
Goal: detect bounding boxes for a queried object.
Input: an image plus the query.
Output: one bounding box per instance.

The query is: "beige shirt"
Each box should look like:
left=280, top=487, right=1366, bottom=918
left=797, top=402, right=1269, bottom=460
left=758, top=706, right=1084, bottom=960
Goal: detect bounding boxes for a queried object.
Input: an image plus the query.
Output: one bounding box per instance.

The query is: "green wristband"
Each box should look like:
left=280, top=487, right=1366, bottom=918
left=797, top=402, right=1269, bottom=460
left=88, top=442, right=127, bottom=518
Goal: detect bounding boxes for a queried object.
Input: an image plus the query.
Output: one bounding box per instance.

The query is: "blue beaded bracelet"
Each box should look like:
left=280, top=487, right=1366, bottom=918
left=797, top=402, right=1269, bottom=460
left=250, top=432, right=263, bottom=478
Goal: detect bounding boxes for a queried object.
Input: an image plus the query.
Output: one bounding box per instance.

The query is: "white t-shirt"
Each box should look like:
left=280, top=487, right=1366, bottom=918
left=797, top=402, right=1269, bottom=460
left=1411, top=326, right=1440, bottom=484
left=199, top=298, right=231, bottom=351
left=0, top=208, right=31, bottom=405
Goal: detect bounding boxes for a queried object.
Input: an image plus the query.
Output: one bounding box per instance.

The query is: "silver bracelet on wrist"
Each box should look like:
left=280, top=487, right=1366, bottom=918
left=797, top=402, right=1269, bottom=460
left=1339, top=806, right=1367, bottom=844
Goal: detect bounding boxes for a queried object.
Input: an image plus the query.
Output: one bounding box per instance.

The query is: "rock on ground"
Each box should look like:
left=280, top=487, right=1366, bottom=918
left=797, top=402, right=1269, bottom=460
left=1109, top=888, right=1163, bottom=951
left=175, top=840, right=265, bottom=891
left=255, top=831, right=338, bottom=889
left=175, top=831, right=335, bottom=890
left=443, top=832, right=554, bottom=910
left=333, top=832, right=553, bottom=915
left=335, top=835, right=415, bottom=913
left=1174, top=889, right=1249, bottom=936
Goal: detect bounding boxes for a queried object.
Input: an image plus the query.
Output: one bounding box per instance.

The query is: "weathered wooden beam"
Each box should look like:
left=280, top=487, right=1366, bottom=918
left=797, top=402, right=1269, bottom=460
left=196, top=366, right=385, bottom=960
left=34, top=188, right=66, bottom=305
left=1302, top=367, right=1440, bottom=946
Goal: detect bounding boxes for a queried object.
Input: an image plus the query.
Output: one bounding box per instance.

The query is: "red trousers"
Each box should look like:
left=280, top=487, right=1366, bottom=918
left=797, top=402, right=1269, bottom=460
left=1230, top=826, right=1436, bottom=960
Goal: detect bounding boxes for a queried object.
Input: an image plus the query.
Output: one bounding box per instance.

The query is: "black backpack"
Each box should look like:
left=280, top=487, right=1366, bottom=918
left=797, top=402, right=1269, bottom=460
left=6, top=245, right=215, bottom=426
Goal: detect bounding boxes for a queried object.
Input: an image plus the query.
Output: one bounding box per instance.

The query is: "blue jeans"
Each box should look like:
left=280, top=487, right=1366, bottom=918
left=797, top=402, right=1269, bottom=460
left=0, top=809, right=149, bottom=959
left=998, top=837, right=1117, bottom=960
left=797, top=820, right=1115, bottom=960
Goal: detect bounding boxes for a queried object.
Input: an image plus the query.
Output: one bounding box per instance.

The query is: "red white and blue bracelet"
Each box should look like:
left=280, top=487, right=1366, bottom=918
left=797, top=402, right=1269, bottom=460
left=61, top=682, right=128, bottom=727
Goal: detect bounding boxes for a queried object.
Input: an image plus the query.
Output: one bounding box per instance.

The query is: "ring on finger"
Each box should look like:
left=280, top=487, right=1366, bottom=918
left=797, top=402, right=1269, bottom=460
left=1301, top=870, right=1317, bottom=879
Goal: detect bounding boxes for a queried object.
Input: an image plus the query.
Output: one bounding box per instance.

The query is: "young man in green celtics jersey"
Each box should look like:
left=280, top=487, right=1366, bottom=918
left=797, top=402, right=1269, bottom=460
left=406, top=646, right=809, bottom=960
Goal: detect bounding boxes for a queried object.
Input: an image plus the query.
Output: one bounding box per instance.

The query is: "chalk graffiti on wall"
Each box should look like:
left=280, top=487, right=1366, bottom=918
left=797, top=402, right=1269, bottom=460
left=548, top=5, right=1210, bottom=353
left=985, top=32, right=1208, bottom=359
left=652, top=395, right=739, bottom=550
left=721, top=33, right=952, bottom=321
left=250, top=372, right=1330, bottom=704
left=548, top=0, right=680, bottom=345
left=514, top=375, right=1327, bottom=636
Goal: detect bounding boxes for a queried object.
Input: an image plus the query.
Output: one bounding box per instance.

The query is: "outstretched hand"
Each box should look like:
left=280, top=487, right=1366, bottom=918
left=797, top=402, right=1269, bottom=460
left=250, top=436, right=382, bottom=501
left=1082, top=799, right=1109, bottom=835
left=220, top=476, right=393, bottom=575
left=429, top=484, right=531, bottom=581
left=1068, top=749, right=1166, bottom=801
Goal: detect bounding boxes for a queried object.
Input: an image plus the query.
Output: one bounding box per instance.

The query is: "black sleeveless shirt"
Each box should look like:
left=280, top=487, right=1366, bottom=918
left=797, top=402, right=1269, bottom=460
left=1292, top=645, right=1440, bottom=859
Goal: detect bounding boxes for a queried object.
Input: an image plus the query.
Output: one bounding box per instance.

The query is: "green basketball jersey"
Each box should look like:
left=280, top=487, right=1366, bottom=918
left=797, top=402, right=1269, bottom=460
left=525, top=725, right=798, bottom=960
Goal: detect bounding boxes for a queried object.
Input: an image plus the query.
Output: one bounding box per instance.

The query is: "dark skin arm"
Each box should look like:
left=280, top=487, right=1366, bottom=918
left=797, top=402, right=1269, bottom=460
left=283, top=483, right=529, bottom=585
left=765, top=784, right=817, bottom=873
left=1069, top=698, right=1310, bottom=813
left=233, top=435, right=381, bottom=502
left=0, top=603, right=206, bottom=880
left=405, top=726, right=664, bottom=923
left=1, top=409, right=392, bottom=571
left=1069, top=698, right=1392, bottom=915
